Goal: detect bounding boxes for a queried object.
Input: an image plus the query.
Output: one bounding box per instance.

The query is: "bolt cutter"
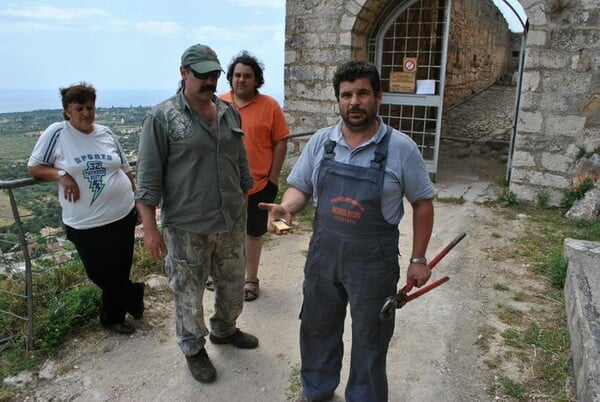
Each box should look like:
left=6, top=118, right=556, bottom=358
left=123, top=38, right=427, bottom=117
left=379, top=232, right=466, bottom=320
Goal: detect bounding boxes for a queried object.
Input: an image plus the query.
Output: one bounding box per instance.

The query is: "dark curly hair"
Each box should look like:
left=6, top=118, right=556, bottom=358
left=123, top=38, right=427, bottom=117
left=226, top=50, right=265, bottom=89
left=59, top=82, right=96, bottom=120
left=332, top=61, right=381, bottom=99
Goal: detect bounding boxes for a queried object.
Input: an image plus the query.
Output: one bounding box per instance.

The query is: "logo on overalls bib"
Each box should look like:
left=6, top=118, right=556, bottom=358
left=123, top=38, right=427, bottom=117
left=330, top=196, right=364, bottom=224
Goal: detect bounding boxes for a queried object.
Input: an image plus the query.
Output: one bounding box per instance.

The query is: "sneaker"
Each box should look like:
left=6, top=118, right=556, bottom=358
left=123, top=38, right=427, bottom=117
left=185, top=349, right=217, bottom=383
left=102, top=321, right=135, bottom=335
left=209, top=328, right=258, bottom=349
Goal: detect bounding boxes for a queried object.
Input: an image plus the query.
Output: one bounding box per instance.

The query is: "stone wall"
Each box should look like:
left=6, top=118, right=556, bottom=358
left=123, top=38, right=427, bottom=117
left=445, top=0, right=513, bottom=107
left=509, top=0, right=600, bottom=206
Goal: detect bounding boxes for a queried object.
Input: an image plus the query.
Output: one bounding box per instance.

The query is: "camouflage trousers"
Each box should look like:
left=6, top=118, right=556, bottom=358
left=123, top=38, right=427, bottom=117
left=163, top=225, right=246, bottom=356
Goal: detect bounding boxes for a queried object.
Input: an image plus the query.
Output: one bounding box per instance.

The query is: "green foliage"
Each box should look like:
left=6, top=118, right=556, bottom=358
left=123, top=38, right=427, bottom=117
left=34, top=285, right=101, bottom=351
left=561, top=177, right=594, bottom=210
left=524, top=321, right=569, bottom=354
left=536, top=190, right=549, bottom=208
left=0, top=279, right=100, bottom=381
left=534, top=250, right=568, bottom=288
left=499, top=376, right=526, bottom=399
left=497, top=189, right=518, bottom=206
left=501, top=328, right=523, bottom=348
left=0, top=243, right=164, bottom=382
left=286, top=364, right=302, bottom=401
left=0, top=340, right=40, bottom=386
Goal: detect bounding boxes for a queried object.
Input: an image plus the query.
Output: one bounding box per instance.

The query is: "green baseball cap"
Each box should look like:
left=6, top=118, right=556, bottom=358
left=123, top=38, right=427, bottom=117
left=181, top=44, right=223, bottom=74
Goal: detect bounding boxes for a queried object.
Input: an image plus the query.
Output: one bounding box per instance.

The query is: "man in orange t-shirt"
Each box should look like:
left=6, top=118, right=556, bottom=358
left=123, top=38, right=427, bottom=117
left=219, top=50, right=289, bottom=301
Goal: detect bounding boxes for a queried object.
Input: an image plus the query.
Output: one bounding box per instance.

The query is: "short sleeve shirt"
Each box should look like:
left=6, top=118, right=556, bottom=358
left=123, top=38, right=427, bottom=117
left=287, top=118, right=435, bottom=225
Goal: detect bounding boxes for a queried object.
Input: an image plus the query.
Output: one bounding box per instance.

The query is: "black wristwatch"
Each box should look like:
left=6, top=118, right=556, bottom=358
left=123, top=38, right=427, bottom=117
left=409, top=257, right=427, bottom=265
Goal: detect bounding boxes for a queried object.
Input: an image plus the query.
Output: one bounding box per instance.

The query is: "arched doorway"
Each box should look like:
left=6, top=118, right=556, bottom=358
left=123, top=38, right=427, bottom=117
left=366, top=0, right=527, bottom=182
left=369, top=0, right=451, bottom=178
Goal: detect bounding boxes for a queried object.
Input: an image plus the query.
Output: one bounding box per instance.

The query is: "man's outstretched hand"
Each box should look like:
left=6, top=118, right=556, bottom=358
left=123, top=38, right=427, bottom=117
left=258, top=202, right=292, bottom=235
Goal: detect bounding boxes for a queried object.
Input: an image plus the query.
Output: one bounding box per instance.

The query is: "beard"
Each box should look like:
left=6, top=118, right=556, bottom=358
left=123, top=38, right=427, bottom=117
left=341, top=107, right=377, bottom=130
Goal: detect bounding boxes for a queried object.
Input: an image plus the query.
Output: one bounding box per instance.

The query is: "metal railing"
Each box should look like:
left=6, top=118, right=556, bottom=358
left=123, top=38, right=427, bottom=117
left=0, top=176, right=42, bottom=350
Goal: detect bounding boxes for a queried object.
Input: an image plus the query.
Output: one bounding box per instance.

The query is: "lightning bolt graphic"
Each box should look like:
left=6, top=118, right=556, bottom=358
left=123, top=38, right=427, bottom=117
left=83, top=161, right=106, bottom=205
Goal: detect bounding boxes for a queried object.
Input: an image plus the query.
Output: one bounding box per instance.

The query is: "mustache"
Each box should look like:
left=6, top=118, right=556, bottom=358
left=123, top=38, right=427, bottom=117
left=200, top=84, right=217, bottom=92
left=348, top=108, right=364, bottom=113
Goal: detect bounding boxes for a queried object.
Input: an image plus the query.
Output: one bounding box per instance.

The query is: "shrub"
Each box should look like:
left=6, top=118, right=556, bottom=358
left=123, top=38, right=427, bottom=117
left=561, top=177, right=594, bottom=210
left=34, top=284, right=101, bottom=351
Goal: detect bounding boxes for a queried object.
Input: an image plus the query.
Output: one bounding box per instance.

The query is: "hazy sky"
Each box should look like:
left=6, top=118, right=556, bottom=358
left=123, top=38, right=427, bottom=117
left=0, top=1, right=526, bottom=98
left=0, top=0, right=286, bottom=97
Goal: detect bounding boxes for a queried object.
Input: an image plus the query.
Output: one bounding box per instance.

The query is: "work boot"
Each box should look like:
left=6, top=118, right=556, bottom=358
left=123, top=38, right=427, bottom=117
left=209, top=328, right=258, bottom=349
left=185, top=348, right=216, bottom=383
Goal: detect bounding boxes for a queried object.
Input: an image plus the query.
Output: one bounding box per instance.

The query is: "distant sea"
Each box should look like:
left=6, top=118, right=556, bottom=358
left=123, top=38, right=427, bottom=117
left=0, top=88, right=177, bottom=113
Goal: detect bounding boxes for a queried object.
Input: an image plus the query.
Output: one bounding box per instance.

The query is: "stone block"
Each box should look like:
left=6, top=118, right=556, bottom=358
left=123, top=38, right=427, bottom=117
left=285, top=50, right=297, bottom=64
left=296, top=82, right=334, bottom=101
left=339, top=31, right=352, bottom=46
left=344, top=0, right=363, bottom=15
left=512, top=151, right=535, bottom=168
left=530, top=171, right=570, bottom=189
left=518, top=111, right=543, bottom=133
left=519, top=92, right=540, bottom=109
left=526, top=30, right=547, bottom=47
left=509, top=182, right=536, bottom=202
left=541, top=152, right=571, bottom=173
left=581, top=0, right=600, bottom=9
left=522, top=71, right=540, bottom=92
left=527, top=3, right=547, bottom=26
left=546, top=115, right=587, bottom=137
left=340, top=14, right=355, bottom=30
left=564, top=238, right=600, bottom=402
left=552, top=29, right=600, bottom=52
left=571, top=52, right=592, bottom=72
left=543, top=187, right=564, bottom=207
left=539, top=94, right=571, bottom=113
left=287, top=66, right=328, bottom=81
left=543, top=73, right=593, bottom=96
left=509, top=167, right=531, bottom=183
left=582, top=129, right=600, bottom=153
left=524, top=48, right=569, bottom=69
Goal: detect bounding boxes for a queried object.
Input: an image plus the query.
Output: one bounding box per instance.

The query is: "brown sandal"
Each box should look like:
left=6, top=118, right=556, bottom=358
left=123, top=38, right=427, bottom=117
left=244, top=280, right=259, bottom=302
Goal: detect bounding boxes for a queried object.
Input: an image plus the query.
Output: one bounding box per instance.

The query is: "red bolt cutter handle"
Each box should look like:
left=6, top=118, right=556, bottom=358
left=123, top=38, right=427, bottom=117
left=379, top=232, right=466, bottom=320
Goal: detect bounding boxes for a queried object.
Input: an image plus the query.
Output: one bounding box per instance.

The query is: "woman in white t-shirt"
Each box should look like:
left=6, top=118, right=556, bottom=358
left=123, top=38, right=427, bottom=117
left=27, top=82, right=144, bottom=335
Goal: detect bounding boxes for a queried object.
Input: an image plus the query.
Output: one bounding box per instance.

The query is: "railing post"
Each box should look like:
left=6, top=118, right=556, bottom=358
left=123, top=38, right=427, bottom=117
left=7, top=188, right=35, bottom=351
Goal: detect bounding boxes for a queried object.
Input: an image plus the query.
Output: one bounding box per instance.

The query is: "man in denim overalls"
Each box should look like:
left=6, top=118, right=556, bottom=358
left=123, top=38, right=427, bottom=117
left=261, top=60, right=435, bottom=401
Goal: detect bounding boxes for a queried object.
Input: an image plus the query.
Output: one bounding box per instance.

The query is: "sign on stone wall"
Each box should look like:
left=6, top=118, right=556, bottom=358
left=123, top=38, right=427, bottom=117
left=390, top=57, right=418, bottom=93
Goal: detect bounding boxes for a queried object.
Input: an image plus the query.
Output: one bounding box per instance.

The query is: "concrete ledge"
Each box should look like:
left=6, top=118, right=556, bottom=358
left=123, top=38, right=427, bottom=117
left=564, top=238, right=600, bottom=401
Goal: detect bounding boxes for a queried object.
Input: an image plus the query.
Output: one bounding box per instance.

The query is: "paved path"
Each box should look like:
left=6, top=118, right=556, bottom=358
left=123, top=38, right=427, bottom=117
left=442, top=84, right=516, bottom=143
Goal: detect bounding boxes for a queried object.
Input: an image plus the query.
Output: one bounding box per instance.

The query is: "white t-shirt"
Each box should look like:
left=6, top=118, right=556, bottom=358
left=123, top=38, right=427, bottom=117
left=28, top=121, right=135, bottom=229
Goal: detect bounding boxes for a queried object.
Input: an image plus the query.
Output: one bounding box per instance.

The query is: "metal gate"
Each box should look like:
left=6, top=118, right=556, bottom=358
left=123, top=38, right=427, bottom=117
left=370, top=0, right=451, bottom=177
